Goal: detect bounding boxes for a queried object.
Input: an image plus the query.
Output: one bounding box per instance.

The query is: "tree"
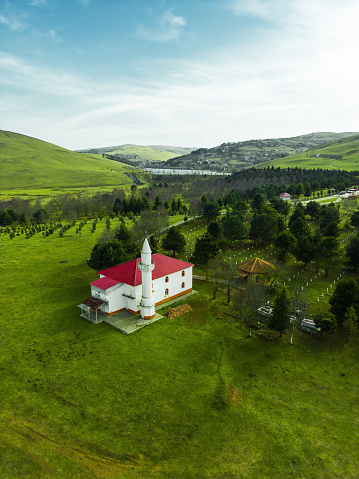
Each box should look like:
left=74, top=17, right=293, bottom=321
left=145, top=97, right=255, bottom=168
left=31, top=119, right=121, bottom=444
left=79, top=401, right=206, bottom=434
left=131, top=207, right=169, bottom=243
left=329, top=278, right=359, bottom=324
left=343, top=306, right=359, bottom=342
left=289, top=216, right=310, bottom=239
left=207, top=255, right=225, bottom=299
left=149, top=235, right=159, bottom=254
left=189, top=233, right=221, bottom=272
left=203, top=201, right=221, bottom=221
left=207, top=221, right=223, bottom=240
left=319, top=236, right=340, bottom=277
left=304, top=181, right=312, bottom=197
left=222, top=260, right=238, bottom=303
left=87, top=240, right=130, bottom=271
left=350, top=210, right=359, bottom=230
left=296, top=182, right=304, bottom=196
left=114, top=223, right=139, bottom=257
left=222, top=214, right=246, bottom=246
left=320, top=203, right=340, bottom=230
left=161, top=226, right=186, bottom=258
left=153, top=195, right=162, bottom=210
left=345, top=234, right=359, bottom=271
left=322, top=221, right=340, bottom=238
left=251, top=193, right=265, bottom=214
left=305, top=201, right=320, bottom=220
left=293, top=234, right=321, bottom=269
left=233, top=283, right=266, bottom=337
left=269, top=285, right=291, bottom=337
left=114, top=222, right=132, bottom=243
left=32, top=208, right=47, bottom=224
left=249, top=214, right=278, bottom=246
left=274, top=230, right=297, bottom=255
left=314, top=313, right=337, bottom=338
left=271, top=198, right=290, bottom=218
left=0, top=210, right=13, bottom=226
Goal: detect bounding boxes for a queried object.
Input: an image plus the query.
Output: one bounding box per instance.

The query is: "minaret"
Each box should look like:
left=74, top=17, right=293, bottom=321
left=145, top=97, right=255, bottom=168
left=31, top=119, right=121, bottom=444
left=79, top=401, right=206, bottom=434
left=138, top=238, right=155, bottom=320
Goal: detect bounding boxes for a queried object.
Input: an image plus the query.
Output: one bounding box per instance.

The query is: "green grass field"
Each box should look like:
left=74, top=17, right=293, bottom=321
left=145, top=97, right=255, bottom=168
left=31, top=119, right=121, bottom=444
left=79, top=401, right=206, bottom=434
left=1, top=215, right=359, bottom=478
left=102, top=145, right=180, bottom=162
left=0, top=131, right=145, bottom=197
left=259, top=134, right=359, bottom=171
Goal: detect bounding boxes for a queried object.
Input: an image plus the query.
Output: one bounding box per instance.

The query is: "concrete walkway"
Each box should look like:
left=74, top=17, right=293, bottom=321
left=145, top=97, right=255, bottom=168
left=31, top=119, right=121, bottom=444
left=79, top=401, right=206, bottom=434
left=80, top=289, right=198, bottom=335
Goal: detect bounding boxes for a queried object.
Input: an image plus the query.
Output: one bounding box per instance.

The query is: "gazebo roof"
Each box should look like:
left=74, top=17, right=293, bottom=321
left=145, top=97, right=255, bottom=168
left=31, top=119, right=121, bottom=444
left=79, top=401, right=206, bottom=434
left=237, top=258, right=275, bottom=274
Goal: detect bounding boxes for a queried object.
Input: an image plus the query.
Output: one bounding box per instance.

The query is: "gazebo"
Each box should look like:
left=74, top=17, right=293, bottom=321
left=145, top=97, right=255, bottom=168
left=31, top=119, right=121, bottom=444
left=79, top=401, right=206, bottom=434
left=236, top=258, right=275, bottom=282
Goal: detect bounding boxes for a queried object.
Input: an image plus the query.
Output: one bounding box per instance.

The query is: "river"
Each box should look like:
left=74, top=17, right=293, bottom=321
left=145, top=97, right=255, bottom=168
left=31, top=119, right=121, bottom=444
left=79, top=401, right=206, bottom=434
left=143, top=168, right=230, bottom=176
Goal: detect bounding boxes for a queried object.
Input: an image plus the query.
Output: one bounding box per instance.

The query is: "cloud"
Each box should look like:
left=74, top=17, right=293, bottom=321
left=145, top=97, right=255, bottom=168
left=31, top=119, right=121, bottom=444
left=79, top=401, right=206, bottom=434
left=0, top=52, right=89, bottom=97
left=2, top=0, right=359, bottom=149
left=48, top=29, right=63, bottom=43
left=137, top=8, right=186, bottom=42
left=29, top=0, right=47, bottom=7
left=0, top=13, right=28, bottom=30
left=71, top=47, right=85, bottom=55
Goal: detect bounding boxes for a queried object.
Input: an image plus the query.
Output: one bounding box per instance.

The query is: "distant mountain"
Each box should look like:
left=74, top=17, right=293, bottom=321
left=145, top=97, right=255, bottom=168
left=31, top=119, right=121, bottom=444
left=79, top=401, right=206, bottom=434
left=0, top=130, right=137, bottom=194
left=77, top=144, right=197, bottom=163
left=163, top=132, right=358, bottom=171
left=258, top=133, right=359, bottom=171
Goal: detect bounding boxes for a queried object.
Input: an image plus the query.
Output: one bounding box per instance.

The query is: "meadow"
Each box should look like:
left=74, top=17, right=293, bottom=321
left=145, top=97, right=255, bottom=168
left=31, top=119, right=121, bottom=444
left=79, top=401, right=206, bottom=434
left=0, top=131, right=149, bottom=199
left=1, top=212, right=359, bottom=478
left=259, top=134, right=359, bottom=171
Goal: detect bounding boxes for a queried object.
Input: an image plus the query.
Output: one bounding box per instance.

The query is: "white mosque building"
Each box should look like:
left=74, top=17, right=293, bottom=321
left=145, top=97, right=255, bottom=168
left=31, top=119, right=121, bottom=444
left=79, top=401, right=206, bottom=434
left=79, top=238, right=193, bottom=323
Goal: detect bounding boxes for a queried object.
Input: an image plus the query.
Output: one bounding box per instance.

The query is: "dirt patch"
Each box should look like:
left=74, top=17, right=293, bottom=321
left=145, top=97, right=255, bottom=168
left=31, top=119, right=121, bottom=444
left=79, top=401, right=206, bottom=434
left=226, top=384, right=241, bottom=406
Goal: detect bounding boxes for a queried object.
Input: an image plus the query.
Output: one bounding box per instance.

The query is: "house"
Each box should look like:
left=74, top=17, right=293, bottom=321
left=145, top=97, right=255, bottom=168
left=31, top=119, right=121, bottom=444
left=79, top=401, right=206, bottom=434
left=279, top=192, right=291, bottom=200
left=79, top=238, right=193, bottom=323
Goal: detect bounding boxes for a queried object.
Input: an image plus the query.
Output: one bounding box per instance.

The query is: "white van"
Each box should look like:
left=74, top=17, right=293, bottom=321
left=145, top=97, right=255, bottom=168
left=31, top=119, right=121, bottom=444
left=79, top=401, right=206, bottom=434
left=301, top=319, right=320, bottom=334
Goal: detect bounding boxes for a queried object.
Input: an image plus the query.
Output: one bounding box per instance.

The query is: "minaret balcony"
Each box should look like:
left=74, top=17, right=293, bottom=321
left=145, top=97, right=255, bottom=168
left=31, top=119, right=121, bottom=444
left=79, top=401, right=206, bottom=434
left=138, top=261, right=155, bottom=272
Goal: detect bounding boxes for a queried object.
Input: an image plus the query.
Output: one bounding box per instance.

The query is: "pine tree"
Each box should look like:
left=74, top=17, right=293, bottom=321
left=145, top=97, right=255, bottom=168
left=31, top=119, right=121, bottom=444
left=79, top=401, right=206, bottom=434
left=269, top=286, right=291, bottom=337
left=161, top=226, right=186, bottom=258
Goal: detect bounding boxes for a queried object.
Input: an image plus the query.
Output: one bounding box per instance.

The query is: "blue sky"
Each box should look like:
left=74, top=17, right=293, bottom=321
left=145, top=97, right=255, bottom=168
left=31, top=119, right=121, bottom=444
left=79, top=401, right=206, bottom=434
left=1, top=0, right=358, bottom=150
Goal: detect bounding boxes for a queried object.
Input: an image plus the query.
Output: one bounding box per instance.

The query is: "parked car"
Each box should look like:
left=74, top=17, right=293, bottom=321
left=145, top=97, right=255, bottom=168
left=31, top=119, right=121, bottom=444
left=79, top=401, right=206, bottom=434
left=301, top=319, right=320, bottom=334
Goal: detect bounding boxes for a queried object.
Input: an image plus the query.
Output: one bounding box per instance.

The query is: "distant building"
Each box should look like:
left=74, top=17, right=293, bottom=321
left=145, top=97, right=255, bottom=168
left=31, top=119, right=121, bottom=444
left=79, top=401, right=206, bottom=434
left=279, top=192, right=291, bottom=200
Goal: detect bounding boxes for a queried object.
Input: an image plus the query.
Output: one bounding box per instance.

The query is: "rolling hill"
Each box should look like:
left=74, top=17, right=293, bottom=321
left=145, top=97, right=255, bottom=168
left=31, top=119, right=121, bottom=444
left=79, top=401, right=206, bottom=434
left=258, top=134, right=359, bottom=170
left=0, top=130, right=142, bottom=196
left=77, top=144, right=196, bottom=163
left=163, top=132, right=358, bottom=171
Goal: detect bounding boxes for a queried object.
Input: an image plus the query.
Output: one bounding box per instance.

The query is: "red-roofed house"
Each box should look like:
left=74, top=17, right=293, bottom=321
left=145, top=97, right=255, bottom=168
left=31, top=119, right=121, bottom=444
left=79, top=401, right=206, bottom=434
left=80, top=239, right=193, bottom=321
left=279, top=192, right=291, bottom=200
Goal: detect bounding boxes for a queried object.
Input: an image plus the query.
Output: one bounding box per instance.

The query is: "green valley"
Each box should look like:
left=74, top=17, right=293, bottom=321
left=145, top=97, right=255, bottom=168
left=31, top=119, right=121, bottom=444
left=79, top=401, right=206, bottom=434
left=0, top=131, right=144, bottom=198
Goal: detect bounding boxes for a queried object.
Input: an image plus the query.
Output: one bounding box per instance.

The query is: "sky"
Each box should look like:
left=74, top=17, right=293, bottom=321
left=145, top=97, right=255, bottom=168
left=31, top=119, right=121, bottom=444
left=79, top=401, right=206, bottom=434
left=1, top=0, right=358, bottom=150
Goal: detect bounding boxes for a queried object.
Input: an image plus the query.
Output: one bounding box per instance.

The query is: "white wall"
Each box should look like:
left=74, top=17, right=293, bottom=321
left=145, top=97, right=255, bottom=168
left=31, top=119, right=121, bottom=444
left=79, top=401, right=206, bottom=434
left=91, top=283, right=124, bottom=314
left=153, top=266, right=192, bottom=305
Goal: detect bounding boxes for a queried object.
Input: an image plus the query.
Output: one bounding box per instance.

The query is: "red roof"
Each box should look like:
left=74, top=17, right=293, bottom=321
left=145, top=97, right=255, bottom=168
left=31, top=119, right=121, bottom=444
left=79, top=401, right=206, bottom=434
left=279, top=192, right=291, bottom=197
left=97, top=254, right=193, bottom=287
left=90, top=276, right=120, bottom=290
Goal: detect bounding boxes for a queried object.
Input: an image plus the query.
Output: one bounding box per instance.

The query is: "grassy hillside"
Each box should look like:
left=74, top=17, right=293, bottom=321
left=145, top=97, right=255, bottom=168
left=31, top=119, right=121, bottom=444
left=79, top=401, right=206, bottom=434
left=0, top=131, right=143, bottom=197
left=164, top=132, right=358, bottom=171
left=258, top=134, right=359, bottom=170
left=1, top=218, right=358, bottom=478
left=78, top=144, right=195, bottom=162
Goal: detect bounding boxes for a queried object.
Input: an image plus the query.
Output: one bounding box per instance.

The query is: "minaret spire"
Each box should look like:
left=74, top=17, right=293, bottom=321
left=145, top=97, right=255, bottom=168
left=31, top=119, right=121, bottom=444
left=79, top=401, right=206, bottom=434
left=138, top=237, right=155, bottom=320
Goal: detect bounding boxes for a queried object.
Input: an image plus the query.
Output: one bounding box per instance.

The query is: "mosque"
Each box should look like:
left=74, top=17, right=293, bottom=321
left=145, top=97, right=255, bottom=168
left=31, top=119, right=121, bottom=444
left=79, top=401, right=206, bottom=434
left=79, top=238, right=193, bottom=324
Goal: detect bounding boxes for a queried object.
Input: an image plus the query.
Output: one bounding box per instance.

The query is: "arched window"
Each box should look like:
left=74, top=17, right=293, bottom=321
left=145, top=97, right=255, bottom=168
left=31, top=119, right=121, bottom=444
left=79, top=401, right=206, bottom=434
left=181, top=270, right=185, bottom=277
left=165, top=276, right=169, bottom=283
left=181, top=282, right=185, bottom=289
left=165, top=288, right=169, bottom=296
